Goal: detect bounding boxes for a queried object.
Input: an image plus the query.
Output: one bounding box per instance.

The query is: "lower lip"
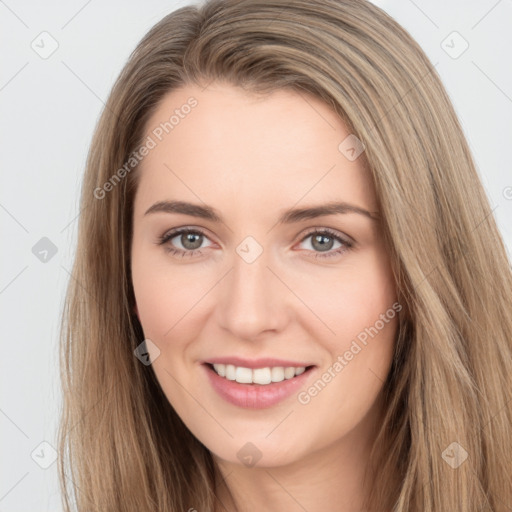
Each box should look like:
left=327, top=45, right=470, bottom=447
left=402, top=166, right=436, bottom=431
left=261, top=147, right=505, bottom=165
left=203, top=364, right=316, bottom=409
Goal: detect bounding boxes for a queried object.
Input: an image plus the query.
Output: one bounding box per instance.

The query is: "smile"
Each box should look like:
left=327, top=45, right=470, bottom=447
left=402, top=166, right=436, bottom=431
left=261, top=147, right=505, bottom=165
left=211, top=363, right=307, bottom=385
left=202, top=362, right=316, bottom=409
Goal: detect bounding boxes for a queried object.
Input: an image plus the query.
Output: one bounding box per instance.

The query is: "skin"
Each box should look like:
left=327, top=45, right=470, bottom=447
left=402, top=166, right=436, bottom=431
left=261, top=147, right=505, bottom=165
left=131, top=82, right=398, bottom=511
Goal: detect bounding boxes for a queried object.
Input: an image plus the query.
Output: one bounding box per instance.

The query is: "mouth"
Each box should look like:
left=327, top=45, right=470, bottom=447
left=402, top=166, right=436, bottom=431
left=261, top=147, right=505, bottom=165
left=202, top=361, right=317, bottom=409
left=204, top=362, right=316, bottom=385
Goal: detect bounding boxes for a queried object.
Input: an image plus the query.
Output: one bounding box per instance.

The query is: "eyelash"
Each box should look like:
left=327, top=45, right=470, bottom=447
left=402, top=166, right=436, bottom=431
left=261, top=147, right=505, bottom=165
left=156, top=227, right=354, bottom=260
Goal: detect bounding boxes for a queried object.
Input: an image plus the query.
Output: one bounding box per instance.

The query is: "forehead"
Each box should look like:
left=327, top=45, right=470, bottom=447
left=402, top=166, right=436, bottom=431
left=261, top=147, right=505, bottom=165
left=134, top=82, right=376, bottom=215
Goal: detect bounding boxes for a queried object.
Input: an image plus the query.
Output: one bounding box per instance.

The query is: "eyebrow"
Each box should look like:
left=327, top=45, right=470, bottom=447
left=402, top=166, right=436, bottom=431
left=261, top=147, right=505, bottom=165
left=144, top=200, right=379, bottom=223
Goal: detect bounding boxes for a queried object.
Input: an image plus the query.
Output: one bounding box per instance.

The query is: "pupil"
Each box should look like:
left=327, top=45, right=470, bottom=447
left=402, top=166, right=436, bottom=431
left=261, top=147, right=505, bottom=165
left=313, top=234, right=333, bottom=252
left=183, top=233, right=202, bottom=250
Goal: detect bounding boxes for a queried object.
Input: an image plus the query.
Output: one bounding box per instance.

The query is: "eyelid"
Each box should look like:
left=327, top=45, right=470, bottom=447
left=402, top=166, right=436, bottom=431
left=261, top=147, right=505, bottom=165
left=298, top=226, right=354, bottom=245
left=158, top=226, right=352, bottom=244
left=157, top=225, right=355, bottom=259
left=159, top=226, right=215, bottom=248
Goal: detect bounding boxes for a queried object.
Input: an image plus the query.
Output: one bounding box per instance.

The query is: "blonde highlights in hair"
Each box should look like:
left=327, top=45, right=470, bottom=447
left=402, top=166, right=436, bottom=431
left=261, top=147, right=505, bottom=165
left=58, top=1, right=512, bottom=510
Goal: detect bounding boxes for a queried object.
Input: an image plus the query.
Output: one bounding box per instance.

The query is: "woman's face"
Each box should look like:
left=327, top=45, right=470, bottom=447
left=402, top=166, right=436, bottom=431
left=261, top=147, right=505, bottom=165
left=131, top=82, right=399, bottom=468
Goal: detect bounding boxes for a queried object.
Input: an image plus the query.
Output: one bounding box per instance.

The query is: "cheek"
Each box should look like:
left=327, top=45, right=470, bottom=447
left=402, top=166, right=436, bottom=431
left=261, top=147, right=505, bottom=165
left=303, top=249, right=397, bottom=343
left=316, top=251, right=397, bottom=409
left=131, top=248, right=213, bottom=346
left=300, top=249, right=397, bottom=400
left=131, top=245, right=178, bottom=339
left=132, top=267, right=171, bottom=338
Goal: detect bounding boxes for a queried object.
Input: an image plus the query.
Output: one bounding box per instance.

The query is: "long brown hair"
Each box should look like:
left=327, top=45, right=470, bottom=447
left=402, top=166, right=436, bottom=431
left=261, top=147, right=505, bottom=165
left=58, top=0, right=512, bottom=510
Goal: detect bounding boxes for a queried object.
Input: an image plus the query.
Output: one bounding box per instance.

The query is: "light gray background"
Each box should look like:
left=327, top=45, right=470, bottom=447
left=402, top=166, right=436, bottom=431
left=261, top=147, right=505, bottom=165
left=1, top=1, right=511, bottom=510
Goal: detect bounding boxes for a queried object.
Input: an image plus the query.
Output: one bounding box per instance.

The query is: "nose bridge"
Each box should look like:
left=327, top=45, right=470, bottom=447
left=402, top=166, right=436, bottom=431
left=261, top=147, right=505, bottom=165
left=216, top=239, right=285, bottom=339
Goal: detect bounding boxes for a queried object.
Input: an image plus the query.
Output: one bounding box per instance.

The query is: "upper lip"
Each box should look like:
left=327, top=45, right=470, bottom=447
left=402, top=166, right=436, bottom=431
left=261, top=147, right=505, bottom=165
left=202, top=357, right=316, bottom=369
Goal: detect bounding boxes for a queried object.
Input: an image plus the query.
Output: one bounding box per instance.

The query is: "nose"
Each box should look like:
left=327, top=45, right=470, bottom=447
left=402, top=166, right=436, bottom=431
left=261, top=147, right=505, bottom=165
left=215, top=247, right=289, bottom=341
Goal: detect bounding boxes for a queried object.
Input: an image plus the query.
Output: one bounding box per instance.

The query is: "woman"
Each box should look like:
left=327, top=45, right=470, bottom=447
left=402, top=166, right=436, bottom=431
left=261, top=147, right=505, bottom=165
left=58, top=0, right=512, bottom=510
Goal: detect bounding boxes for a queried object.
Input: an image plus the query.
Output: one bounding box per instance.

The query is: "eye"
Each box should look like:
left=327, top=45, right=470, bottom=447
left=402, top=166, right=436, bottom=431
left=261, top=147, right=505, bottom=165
left=297, top=228, right=353, bottom=259
left=157, top=227, right=213, bottom=258
left=156, top=226, right=354, bottom=260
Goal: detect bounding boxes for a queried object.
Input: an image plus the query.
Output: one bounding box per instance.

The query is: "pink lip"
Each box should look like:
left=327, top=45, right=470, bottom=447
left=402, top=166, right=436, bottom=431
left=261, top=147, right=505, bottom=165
left=202, top=363, right=316, bottom=409
left=203, top=356, right=314, bottom=369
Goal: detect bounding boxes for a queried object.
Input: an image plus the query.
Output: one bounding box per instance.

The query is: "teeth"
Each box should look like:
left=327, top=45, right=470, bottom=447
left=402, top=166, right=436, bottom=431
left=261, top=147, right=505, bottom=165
left=215, top=364, right=226, bottom=377
left=225, top=364, right=236, bottom=380
left=271, top=367, right=284, bottom=382
left=284, top=367, right=295, bottom=379
left=235, top=366, right=253, bottom=384
left=212, top=364, right=307, bottom=384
